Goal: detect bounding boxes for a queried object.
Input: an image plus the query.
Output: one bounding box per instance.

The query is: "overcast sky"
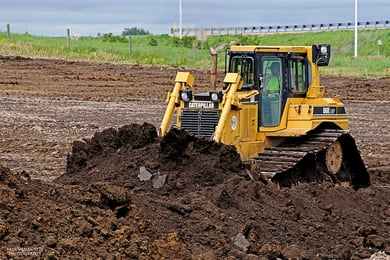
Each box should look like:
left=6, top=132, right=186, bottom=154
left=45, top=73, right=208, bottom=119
left=0, top=0, right=389, bottom=36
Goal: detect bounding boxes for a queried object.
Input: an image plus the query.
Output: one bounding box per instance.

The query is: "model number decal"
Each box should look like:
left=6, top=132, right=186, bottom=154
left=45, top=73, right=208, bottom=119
left=322, top=107, right=336, bottom=114
left=313, top=106, right=345, bottom=115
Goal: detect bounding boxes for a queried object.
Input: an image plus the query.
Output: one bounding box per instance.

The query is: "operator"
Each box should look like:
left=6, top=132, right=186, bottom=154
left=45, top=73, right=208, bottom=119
left=262, top=62, right=281, bottom=124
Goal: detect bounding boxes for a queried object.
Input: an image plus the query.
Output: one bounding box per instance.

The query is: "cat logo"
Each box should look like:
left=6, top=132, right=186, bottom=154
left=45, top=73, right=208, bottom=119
left=188, top=102, right=215, bottom=109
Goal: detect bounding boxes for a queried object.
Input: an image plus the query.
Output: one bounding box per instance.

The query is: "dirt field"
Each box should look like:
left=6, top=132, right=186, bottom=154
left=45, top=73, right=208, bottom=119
left=0, top=56, right=389, bottom=259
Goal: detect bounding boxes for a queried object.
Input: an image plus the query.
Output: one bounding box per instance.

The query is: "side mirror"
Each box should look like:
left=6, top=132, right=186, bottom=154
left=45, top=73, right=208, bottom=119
left=312, top=44, right=331, bottom=66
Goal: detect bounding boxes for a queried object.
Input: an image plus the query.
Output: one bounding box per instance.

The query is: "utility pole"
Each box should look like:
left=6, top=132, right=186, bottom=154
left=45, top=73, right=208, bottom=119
left=179, top=0, right=183, bottom=39
left=354, top=0, right=358, bottom=58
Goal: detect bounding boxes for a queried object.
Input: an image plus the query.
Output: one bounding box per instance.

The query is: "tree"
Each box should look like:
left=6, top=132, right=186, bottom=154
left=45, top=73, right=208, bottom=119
left=122, top=27, right=150, bottom=36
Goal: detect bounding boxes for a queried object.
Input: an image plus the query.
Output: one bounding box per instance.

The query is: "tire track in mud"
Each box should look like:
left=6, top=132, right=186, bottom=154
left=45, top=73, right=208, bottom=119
left=345, top=100, right=390, bottom=177
left=0, top=97, right=166, bottom=180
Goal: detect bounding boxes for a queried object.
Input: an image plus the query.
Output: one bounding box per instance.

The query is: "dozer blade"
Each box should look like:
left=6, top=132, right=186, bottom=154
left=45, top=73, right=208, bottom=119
left=254, top=129, right=370, bottom=189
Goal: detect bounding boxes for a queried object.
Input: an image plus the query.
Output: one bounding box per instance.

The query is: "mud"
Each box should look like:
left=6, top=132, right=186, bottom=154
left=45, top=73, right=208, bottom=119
left=0, top=56, right=389, bottom=259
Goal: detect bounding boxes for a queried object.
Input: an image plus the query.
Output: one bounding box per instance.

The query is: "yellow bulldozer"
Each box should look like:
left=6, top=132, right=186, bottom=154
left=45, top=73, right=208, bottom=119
left=160, top=44, right=370, bottom=188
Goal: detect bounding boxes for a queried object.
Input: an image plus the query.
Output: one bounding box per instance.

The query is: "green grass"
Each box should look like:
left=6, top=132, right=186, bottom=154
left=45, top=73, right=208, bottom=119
left=1, top=29, right=389, bottom=76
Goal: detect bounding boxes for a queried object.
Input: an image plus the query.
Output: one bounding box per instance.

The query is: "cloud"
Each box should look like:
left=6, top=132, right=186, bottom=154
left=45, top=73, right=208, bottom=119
left=0, top=0, right=388, bottom=36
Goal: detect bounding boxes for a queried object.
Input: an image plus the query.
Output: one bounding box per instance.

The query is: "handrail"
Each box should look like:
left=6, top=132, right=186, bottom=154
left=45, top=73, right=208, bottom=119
left=171, top=20, right=389, bottom=36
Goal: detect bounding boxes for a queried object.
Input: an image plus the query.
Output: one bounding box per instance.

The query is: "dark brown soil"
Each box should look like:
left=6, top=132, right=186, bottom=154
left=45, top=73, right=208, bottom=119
left=0, top=56, right=389, bottom=259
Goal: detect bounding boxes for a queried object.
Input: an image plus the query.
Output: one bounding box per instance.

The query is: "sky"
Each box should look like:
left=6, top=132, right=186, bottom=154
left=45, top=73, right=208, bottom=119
left=0, top=0, right=389, bottom=37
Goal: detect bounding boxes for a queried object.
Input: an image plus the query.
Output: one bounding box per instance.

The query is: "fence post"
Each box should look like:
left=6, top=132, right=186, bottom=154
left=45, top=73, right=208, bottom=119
left=209, top=47, right=218, bottom=90
left=192, top=40, right=197, bottom=59
left=7, top=24, right=11, bottom=44
left=128, top=36, right=132, bottom=56
left=377, top=40, right=382, bottom=57
left=67, top=28, right=71, bottom=48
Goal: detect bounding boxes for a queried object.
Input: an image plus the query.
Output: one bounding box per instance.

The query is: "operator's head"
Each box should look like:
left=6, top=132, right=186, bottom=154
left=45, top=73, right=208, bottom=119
left=270, top=62, right=280, bottom=76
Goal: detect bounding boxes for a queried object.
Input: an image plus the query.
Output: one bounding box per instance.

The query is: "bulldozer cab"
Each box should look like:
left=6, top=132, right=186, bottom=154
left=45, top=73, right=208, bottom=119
left=227, top=48, right=314, bottom=127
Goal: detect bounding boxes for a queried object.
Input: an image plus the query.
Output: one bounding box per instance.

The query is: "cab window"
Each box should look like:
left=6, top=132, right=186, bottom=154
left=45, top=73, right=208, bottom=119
left=230, top=56, right=254, bottom=88
left=289, top=58, right=309, bottom=93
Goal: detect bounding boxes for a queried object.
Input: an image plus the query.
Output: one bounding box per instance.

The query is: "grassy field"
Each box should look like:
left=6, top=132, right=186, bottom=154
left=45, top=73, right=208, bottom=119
left=0, top=29, right=389, bottom=76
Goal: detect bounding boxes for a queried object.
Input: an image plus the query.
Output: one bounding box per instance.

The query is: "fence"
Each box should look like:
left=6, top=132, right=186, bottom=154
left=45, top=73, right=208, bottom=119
left=4, top=25, right=135, bottom=54
left=172, top=20, right=389, bottom=36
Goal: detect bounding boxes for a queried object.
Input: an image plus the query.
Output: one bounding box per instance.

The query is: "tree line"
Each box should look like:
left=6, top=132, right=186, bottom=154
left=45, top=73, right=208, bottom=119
left=122, top=27, right=150, bottom=36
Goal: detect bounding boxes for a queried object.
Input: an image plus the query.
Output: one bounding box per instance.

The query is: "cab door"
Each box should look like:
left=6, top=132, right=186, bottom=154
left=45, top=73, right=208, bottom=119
left=260, top=57, right=283, bottom=127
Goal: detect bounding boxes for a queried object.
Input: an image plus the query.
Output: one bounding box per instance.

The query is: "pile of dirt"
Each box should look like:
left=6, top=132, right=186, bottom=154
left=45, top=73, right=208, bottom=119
left=1, top=123, right=389, bottom=259
left=57, top=122, right=243, bottom=193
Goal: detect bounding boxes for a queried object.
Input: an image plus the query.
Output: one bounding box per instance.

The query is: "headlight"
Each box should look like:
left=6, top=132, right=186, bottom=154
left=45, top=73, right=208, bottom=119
left=320, top=46, right=328, bottom=55
left=180, top=90, right=192, bottom=102
left=209, top=91, right=222, bottom=102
